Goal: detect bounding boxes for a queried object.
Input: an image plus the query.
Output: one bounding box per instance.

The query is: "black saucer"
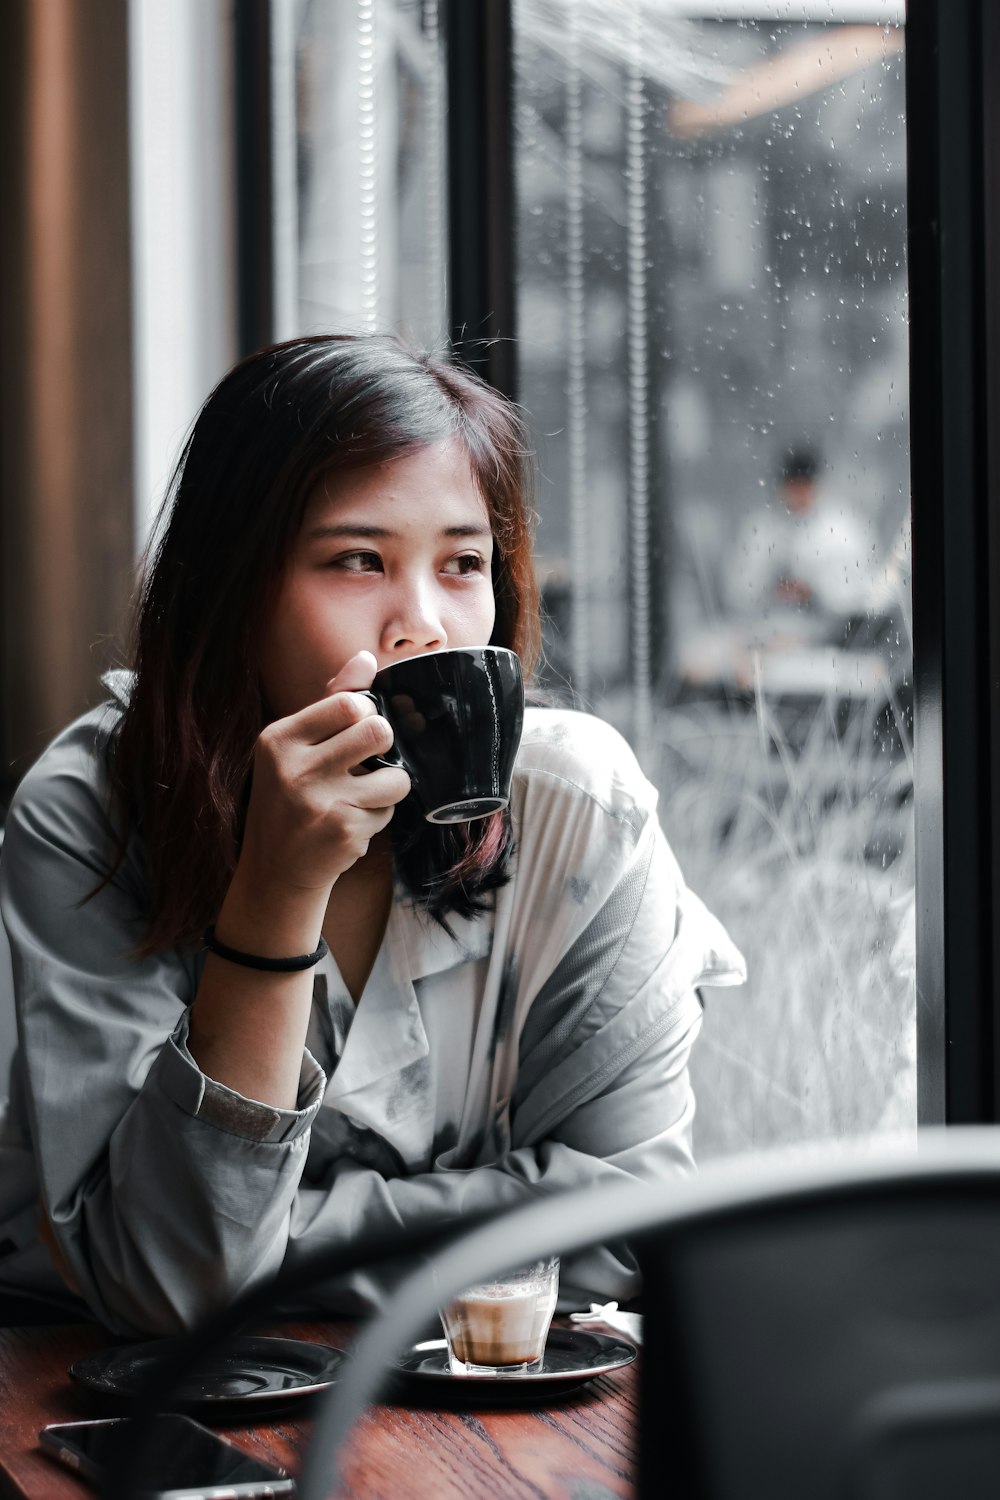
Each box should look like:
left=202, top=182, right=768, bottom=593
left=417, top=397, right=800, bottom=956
left=70, top=1335, right=347, bottom=1418
left=390, top=1328, right=637, bottom=1406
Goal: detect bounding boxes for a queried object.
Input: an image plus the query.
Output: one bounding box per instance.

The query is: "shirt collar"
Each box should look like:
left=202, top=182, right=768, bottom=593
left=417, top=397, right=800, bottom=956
left=322, top=894, right=491, bottom=1100
left=322, top=917, right=427, bottom=1104
left=101, top=668, right=133, bottom=708
left=392, top=888, right=494, bottom=981
left=319, top=894, right=492, bottom=1167
left=319, top=908, right=431, bottom=1165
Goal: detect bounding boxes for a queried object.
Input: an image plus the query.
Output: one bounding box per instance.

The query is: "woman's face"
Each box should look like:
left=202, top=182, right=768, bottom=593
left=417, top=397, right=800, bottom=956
left=258, top=439, right=497, bottom=719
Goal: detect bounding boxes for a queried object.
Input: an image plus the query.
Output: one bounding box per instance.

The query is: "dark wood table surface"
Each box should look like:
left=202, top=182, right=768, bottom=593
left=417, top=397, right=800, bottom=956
left=0, top=1319, right=638, bottom=1499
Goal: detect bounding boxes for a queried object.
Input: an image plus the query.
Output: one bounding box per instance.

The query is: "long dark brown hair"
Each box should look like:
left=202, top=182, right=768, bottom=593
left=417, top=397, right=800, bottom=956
left=109, top=334, right=541, bottom=955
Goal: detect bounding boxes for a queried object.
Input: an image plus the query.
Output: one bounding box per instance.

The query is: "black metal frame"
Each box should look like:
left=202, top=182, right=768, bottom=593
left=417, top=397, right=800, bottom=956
left=985, top=0, right=1000, bottom=1126
left=234, top=0, right=275, bottom=358
left=444, top=0, right=516, bottom=396
left=906, top=0, right=1000, bottom=1123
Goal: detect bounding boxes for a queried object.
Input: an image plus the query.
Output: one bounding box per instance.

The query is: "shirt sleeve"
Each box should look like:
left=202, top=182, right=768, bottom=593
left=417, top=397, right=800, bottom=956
left=0, top=719, right=327, bottom=1334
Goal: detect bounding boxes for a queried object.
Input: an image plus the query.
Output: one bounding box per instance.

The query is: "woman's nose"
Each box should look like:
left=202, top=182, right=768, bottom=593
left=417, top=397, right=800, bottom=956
left=380, top=580, right=447, bottom=656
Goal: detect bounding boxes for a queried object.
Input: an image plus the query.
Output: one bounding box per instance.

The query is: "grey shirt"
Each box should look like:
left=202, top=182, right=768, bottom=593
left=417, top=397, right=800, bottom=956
left=0, top=678, right=745, bottom=1334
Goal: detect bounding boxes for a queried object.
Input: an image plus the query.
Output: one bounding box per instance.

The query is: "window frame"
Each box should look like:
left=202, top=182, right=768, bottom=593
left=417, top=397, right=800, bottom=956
left=906, top=0, right=1000, bottom=1124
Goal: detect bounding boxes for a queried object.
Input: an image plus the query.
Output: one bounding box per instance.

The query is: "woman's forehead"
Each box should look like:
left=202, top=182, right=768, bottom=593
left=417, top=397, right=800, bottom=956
left=303, top=440, right=490, bottom=526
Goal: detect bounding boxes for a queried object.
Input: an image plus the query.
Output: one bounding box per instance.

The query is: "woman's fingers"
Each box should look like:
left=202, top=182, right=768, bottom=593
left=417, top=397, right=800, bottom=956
left=319, top=709, right=395, bottom=769
left=325, top=649, right=378, bottom=696
left=244, top=653, right=411, bottom=889
left=345, top=762, right=412, bottom=809
left=261, top=714, right=404, bottom=793
left=284, top=715, right=409, bottom=800
left=268, top=651, right=380, bottom=746
left=282, top=689, right=374, bottom=746
left=259, top=688, right=404, bottom=781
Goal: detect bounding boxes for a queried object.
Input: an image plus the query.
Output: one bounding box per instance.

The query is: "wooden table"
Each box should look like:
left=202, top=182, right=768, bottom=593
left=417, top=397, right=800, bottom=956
left=0, top=1320, right=638, bottom=1499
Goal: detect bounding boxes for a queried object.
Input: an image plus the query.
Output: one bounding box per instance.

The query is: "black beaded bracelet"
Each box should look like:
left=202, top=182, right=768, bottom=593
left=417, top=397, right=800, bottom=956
left=202, top=925, right=329, bottom=973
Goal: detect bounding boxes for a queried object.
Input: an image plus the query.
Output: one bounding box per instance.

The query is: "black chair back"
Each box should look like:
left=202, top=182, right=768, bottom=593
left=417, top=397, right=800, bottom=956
left=640, top=1166, right=1000, bottom=1498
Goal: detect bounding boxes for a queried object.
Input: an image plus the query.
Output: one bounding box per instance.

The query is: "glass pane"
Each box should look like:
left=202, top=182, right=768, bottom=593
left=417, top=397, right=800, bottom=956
left=513, top=1, right=915, bottom=1157
left=290, top=0, right=447, bottom=346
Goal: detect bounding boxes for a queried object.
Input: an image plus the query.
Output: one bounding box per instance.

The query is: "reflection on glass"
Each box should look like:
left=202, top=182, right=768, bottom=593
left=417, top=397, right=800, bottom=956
left=292, top=0, right=446, bottom=345
left=513, top=2, right=914, bottom=1155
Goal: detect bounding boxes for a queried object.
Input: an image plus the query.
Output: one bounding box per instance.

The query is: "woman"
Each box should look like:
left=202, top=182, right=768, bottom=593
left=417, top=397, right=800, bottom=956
left=0, top=334, right=745, bottom=1334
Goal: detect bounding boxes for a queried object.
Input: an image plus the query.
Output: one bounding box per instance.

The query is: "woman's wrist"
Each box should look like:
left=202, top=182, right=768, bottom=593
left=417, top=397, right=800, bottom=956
left=214, top=859, right=331, bottom=960
left=190, top=859, right=326, bottom=1108
left=203, top=925, right=329, bottom=972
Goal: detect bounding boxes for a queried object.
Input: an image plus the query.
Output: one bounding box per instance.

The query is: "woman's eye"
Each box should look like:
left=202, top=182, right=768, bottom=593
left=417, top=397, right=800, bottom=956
left=443, top=553, right=486, bottom=576
left=332, top=551, right=382, bottom=573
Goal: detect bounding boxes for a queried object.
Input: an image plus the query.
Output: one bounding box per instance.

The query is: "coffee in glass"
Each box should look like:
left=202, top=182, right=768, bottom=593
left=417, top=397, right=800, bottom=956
left=439, top=1256, right=559, bottom=1377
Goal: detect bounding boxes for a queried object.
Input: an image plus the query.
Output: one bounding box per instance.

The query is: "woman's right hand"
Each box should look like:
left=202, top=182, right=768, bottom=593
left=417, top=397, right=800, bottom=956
left=237, top=650, right=412, bottom=897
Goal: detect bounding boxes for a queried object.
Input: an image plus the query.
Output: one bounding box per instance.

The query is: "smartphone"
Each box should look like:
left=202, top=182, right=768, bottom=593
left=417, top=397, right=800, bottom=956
left=39, top=1413, right=295, bottom=1499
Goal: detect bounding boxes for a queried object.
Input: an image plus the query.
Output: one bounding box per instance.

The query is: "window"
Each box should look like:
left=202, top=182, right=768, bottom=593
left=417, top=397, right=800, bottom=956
left=279, top=0, right=1000, bottom=1143
left=512, top=1, right=912, bottom=1157
left=289, top=0, right=447, bottom=348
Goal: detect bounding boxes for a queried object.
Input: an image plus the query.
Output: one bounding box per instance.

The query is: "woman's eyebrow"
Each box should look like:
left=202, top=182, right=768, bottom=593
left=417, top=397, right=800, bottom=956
left=305, top=521, right=491, bottom=541
left=305, top=523, right=389, bottom=540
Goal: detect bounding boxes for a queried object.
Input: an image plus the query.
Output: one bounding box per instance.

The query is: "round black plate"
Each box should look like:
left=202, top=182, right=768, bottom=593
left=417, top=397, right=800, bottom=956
left=70, top=1335, right=347, bottom=1416
left=392, top=1328, right=636, bottom=1405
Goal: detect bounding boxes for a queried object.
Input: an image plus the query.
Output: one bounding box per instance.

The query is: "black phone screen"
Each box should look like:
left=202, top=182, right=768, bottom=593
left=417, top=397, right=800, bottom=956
left=42, top=1414, right=290, bottom=1490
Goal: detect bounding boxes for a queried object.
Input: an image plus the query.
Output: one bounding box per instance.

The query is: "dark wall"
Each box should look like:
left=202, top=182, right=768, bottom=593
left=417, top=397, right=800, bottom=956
left=0, top=0, right=135, bottom=804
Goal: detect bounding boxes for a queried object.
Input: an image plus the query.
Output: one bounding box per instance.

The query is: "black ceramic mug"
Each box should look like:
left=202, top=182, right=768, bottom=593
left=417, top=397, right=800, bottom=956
left=361, top=646, right=524, bottom=824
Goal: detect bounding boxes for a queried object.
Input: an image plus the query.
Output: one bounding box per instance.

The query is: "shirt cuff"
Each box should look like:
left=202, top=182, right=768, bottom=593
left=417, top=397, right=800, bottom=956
left=157, top=1012, right=326, bottom=1143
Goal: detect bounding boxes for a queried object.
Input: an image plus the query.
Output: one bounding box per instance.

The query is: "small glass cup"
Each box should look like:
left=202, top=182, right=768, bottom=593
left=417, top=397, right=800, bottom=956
left=439, top=1256, right=560, bottom=1377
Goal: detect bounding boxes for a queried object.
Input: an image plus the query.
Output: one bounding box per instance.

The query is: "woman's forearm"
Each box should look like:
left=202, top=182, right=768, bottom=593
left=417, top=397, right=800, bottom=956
left=186, top=665, right=408, bottom=1109
left=186, top=862, right=330, bottom=1109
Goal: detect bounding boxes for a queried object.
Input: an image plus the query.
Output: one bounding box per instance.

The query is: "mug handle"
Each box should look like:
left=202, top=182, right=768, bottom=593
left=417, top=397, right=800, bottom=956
left=356, top=690, right=405, bottom=771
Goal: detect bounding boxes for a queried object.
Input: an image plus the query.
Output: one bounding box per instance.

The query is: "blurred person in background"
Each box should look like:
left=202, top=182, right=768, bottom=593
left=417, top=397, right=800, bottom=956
left=679, top=444, right=885, bottom=695
left=721, top=445, right=874, bottom=626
